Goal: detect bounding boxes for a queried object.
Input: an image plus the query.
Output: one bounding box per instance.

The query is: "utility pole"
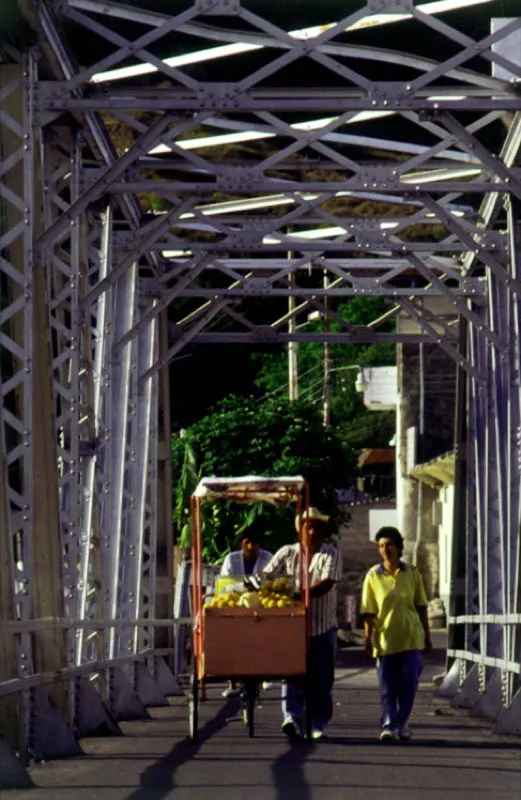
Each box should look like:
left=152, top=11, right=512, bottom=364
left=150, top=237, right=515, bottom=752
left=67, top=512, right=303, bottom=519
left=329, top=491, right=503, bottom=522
left=288, top=237, right=298, bottom=400
left=322, top=270, right=332, bottom=426
left=288, top=270, right=299, bottom=400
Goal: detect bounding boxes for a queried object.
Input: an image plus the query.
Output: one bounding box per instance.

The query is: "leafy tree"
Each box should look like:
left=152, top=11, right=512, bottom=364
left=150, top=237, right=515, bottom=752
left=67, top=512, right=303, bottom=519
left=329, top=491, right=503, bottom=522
left=252, top=296, right=396, bottom=450
left=172, top=395, right=354, bottom=562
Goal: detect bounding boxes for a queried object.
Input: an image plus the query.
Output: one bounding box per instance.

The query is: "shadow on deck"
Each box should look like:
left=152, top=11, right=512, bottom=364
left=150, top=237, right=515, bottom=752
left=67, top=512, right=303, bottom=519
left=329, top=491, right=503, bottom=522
left=4, top=634, right=520, bottom=800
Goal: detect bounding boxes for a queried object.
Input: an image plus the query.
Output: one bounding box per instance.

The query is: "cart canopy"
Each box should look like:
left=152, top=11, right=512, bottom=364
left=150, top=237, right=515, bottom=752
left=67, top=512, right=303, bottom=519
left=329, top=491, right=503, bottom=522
left=193, top=475, right=306, bottom=505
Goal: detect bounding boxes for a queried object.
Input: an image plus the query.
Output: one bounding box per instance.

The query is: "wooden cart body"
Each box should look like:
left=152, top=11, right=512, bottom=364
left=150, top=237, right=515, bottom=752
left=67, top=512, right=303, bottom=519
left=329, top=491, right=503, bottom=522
left=202, top=606, right=306, bottom=679
left=190, top=476, right=311, bottom=682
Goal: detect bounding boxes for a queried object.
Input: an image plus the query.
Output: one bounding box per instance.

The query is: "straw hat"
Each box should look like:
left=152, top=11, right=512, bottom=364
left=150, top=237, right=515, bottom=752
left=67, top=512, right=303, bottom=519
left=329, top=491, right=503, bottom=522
left=295, top=506, right=329, bottom=531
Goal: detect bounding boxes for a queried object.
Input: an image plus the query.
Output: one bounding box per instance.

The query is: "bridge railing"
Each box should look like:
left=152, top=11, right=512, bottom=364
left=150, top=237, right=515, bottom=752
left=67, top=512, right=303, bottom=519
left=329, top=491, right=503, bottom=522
left=0, top=615, right=193, bottom=766
left=439, top=614, right=521, bottom=736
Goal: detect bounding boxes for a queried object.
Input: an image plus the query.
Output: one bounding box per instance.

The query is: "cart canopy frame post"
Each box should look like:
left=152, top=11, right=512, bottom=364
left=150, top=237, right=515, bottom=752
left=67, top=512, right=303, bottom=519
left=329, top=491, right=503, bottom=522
left=190, top=475, right=312, bottom=679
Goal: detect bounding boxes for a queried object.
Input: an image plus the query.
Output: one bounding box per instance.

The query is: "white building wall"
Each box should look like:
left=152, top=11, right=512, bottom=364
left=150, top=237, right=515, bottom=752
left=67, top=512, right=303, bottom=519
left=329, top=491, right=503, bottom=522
left=368, top=507, right=399, bottom=540
left=438, top=483, right=455, bottom=612
left=395, top=391, right=405, bottom=535
left=361, top=366, right=398, bottom=410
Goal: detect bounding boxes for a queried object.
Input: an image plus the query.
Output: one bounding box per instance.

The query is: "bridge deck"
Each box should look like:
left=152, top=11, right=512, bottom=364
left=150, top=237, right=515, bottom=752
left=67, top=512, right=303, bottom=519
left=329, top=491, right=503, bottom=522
left=9, top=637, right=520, bottom=800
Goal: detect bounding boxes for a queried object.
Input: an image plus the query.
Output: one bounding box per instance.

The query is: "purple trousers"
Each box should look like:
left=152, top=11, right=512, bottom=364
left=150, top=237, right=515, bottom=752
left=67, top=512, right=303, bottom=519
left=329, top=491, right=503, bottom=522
left=376, top=650, right=423, bottom=730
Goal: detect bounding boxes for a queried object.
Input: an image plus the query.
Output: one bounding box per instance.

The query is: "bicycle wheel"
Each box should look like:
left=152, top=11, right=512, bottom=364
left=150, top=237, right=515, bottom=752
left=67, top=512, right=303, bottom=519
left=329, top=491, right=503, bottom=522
left=189, top=656, right=199, bottom=743
left=304, top=679, right=312, bottom=741
left=242, top=680, right=256, bottom=737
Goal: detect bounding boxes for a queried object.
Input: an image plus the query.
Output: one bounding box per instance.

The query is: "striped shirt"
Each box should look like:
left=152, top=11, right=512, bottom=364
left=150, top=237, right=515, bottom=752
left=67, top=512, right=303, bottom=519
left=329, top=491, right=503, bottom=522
left=263, top=543, right=343, bottom=637
left=220, top=549, right=273, bottom=577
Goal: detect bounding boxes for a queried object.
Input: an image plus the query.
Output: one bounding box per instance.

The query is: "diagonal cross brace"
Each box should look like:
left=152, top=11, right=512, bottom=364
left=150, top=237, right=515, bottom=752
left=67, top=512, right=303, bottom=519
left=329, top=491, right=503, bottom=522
left=408, top=12, right=521, bottom=92
left=81, top=196, right=196, bottom=309
left=398, top=296, right=482, bottom=383
left=436, top=112, right=521, bottom=204
left=405, top=252, right=504, bottom=352
left=139, top=298, right=230, bottom=383
left=113, top=256, right=213, bottom=352
left=420, top=194, right=521, bottom=299
left=60, top=4, right=200, bottom=94
left=36, top=114, right=176, bottom=251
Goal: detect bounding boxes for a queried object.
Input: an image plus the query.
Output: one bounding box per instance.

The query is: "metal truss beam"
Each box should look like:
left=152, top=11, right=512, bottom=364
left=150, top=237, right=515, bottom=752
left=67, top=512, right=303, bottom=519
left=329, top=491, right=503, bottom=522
left=163, top=331, right=445, bottom=345
left=0, top=56, right=38, bottom=748
left=35, top=1, right=151, bottom=238
left=103, top=178, right=519, bottom=195
left=61, top=0, right=516, bottom=94
left=127, top=239, right=505, bottom=254
left=39, top=89, right=521, bottom=115
left=2, top=0, right=521, bottom=755
left=147, top=285, right=483, bottom=299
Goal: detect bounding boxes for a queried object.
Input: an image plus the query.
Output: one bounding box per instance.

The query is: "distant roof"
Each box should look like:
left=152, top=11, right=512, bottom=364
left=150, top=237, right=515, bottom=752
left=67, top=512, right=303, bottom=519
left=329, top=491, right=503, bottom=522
left=358, top=448, right=395, bottom=468
left=193, top=475, right=306, bottom=504
left=410, top=451, right=455, bottom=487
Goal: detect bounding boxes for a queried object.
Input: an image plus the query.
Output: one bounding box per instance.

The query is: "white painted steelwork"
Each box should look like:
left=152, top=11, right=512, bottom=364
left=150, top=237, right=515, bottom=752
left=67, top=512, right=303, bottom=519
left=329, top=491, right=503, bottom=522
left=1, top=1, right=520, bottom=761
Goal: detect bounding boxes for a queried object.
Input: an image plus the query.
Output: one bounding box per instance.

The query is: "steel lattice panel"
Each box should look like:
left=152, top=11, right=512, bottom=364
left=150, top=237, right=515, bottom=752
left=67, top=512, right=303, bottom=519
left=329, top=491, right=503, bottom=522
left=1, top=0, right=521, bottom=755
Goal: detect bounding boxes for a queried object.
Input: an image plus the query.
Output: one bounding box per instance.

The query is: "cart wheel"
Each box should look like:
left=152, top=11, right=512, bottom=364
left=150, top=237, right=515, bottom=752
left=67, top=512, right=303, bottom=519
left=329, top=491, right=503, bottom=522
left=189, top=657, right=199, bottom=743
left=304, top=680, right=312, bottom=741
left=241, top=680, right=256, bottom=737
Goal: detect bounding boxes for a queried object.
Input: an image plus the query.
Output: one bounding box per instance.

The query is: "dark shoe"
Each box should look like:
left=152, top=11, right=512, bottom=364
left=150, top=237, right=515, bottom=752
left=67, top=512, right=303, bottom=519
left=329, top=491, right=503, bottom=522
left=282, top=718, right=304, bottom=741
left=398, top=723, right=412, bottom=740
left=380, top=727, right=398, bottom=742
left=222, top=687, right=241, bottom=698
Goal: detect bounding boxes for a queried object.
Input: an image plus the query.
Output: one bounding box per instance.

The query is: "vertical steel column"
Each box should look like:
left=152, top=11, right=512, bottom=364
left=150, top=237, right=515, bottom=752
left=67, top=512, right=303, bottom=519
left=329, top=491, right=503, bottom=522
left=0, top=389, right=19, bottom=746
left=29, top=54, right=69, bottom=733
left=116, top=292, right=139, bottom=657
left=0, top=55, right=36, bottom=747
left=447, top=320, right=468, bottom=667
left=41, top=129, right=82, bottom=673
left=153, top=311, right=173, bottom=659
left=504, top=198, right=521, bottom=703
left=477, top=317, right=491, bottom=688
left=465, top=321, right=482, bottom=672
left=107, top=262, right=136, bottom=658
left=116, top=298, right=156, bottom=655
left=0, top=55, right=36, bottom=695
left=491, top=266, right=510, bottom=574
left=462, top=217, right=521, bottom=706
left=142, top=363, right=159, bottom=653
left=487, top=272, right=510, bottom=691
left=90, top=215, right=116, bottom=662
left=75, top=208, right=111, bottom=665
left=127, top=301, right=157, bottom=653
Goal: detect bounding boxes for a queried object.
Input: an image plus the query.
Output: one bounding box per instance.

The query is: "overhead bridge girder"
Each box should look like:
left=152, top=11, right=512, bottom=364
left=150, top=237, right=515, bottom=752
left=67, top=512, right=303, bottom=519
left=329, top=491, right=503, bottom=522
left=1, top=0, right=521, bottom=761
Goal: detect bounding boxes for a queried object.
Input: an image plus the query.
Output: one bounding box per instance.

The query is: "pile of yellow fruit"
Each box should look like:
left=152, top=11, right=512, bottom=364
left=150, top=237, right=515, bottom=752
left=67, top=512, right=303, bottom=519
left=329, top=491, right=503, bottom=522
left=204, top=577, right=300, bottom=610
left=205, top=591, right=243, bottom=609
left=258, top=577, right=295, bottom=608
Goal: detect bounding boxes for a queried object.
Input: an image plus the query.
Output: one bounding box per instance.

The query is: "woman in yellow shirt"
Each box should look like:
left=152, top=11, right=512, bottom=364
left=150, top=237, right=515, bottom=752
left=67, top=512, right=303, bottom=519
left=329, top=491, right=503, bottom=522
left=361, top=526, right=432, bottom=742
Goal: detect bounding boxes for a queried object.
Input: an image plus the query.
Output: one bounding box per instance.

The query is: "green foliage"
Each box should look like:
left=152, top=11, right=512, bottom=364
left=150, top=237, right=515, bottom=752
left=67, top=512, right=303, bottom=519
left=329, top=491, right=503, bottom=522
left=252, top=297, right=396, bottom=448
left=337, top=408, right=395, bottom=452
left=172, top=438, right=199, bottom=549
left=172, top=395, right=355, bottom=563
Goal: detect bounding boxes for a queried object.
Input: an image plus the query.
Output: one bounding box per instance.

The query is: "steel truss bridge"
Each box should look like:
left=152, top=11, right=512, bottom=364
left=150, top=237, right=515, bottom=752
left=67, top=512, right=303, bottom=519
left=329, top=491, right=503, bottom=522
left=0, top=0, right=520, bottom=775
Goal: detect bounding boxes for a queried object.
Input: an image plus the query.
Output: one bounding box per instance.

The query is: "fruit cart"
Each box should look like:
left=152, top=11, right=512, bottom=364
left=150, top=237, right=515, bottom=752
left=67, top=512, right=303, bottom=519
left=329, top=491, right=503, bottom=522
left=189, top=475, right=312, bottom=742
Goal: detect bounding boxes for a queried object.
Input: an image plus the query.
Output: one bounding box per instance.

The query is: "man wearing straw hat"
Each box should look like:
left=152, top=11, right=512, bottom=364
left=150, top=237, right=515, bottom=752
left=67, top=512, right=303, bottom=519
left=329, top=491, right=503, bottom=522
left=262, top=506, right=343, bottom=741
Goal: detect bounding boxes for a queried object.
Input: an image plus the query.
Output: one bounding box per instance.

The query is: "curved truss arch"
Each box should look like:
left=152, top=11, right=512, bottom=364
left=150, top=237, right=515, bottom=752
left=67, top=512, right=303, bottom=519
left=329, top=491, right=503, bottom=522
left=0, top=0, right=520, bottom=757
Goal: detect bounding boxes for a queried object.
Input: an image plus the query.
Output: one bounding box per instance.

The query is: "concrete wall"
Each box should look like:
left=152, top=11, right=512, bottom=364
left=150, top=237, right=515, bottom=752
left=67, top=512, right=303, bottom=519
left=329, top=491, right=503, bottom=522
left=396, top=335, right=457, bottom=600
left=336, top=503, right=396, bottom=625
left=438, top=483, right=455, bottom=612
